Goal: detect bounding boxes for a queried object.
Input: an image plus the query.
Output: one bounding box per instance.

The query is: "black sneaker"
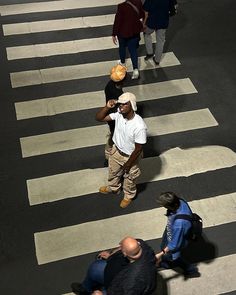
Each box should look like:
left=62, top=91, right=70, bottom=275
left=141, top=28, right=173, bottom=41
left=153, top=57, right=160, bottom=65
left=144, top=54, right=154, bottom=61
left=71, top=282, right=89, bottom=295
left=184, top=270, right=201, bottom=280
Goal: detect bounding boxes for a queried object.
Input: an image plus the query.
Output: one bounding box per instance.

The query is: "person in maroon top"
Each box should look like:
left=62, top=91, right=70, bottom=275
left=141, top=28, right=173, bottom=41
left=112, top=0, right=145, bottom=80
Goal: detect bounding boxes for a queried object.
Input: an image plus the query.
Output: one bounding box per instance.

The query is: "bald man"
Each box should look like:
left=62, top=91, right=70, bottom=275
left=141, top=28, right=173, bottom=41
left=71, top=237, right=157, bottom=295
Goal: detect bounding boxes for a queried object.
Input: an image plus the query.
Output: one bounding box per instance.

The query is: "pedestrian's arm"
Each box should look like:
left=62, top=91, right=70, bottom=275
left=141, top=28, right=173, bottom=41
left=155, top=246, right=169, bottom=263
left=112, top=5, right=121, bottom=42
left=123, top=143, right=143, bottom=173
left=98, top=246, right=121, bottom=259
left=95, top=99, right=117, bottom=122
left=143, top=10, right=148, bottom=26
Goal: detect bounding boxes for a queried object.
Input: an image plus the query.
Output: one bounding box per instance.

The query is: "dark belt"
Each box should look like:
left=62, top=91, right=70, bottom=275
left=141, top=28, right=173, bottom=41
left=115, top=146, right=129, bottom=157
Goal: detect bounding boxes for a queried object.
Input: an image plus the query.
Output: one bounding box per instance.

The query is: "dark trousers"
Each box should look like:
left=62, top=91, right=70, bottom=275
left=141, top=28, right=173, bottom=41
left=118, top=35, right=140, bottom=69
left=82, top=259, right=107, bottom=292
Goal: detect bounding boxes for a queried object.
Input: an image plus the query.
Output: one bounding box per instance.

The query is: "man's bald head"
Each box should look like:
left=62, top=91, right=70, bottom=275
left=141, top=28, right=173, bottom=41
left=120, top=237, right=142, bottom=260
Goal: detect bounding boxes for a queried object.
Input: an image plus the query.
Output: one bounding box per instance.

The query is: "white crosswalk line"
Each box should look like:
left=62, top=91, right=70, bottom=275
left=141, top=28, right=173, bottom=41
left=6, top=34, right=154, bottom=60
left=27, top=146, right=235, bottom=205
left=10, top=52, right=180, bottom=88
left=34, top=192, right=236, bottom=264
left=20, top=108, right=217, bottom=157
left=63, top=254, right=236, bottom=295
left=6, top=34, right=157, bottom=60
left=15, top=78, right=198, bottom=120
left=3, top=14, right=115, bottom=36
left=0, top=0, right=120, bottom=16
left=6, top=36, right=116, bottom=60
left=158, top=254, right=236, bottom=295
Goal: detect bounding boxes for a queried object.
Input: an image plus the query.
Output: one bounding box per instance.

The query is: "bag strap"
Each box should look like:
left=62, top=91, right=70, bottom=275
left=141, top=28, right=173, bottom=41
left=126, top=0, right=139, bottom=15
left=175, top=214, right=193, bottom=222
left=179, top=198, right=193, bottom=214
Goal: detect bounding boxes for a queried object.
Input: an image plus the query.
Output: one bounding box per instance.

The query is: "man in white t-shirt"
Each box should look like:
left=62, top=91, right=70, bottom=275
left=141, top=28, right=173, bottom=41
left=96, top=92, right=147, bottom=208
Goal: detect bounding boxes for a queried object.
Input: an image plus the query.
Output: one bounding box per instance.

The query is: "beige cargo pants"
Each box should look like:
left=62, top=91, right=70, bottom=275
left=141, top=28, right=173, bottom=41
left=108, top=145, right=141, bottom=199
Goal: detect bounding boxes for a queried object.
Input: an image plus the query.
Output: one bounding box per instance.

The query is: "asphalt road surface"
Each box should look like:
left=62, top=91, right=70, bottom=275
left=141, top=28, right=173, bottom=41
left=0, top=0, right=236, bottom=294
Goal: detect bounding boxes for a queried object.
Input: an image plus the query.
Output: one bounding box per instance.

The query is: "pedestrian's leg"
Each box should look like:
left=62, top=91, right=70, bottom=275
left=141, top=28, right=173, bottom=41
left=127, top=36, right=139, bottom=69
left=127, top=36, right=140, bottom=79
left=144, top=27, right=154, bottom=59
left=121, top=163, right=141, bottom=207
left=118, top=37, right=126, bottom=64
left=82, top=260, right=107, bottom=292
left=107, top=146, right=124, bottom=192
left=154, top=29, right=166, bottom=63
left=104, top=131, right=113, bottom=161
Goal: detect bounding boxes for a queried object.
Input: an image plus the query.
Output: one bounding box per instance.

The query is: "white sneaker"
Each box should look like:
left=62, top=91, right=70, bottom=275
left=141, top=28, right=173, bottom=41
left=131, top=69, right=139, bottom=80
left=117, top=60, right=126, bottom=66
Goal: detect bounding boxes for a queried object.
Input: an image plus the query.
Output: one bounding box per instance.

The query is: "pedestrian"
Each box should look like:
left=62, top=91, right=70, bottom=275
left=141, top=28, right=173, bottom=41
left=112, top=0, right=145, bottom=79
left=143, top=0, right=177, bottom=65
left=104, top=64, right=127, bottom=166
left=155, top=192, right=201, bottom=278
left=71, top=236, right=157, bottom=295
left=95, top=92, right=147, bottom=208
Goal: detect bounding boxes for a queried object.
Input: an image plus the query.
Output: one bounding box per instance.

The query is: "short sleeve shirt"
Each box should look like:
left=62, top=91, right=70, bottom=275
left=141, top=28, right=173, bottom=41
left=109, top=112, right=147, bottom=155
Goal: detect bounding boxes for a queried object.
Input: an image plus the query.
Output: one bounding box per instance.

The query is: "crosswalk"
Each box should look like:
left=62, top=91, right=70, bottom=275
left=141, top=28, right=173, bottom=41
left=1, top=0, right=236, bottom=294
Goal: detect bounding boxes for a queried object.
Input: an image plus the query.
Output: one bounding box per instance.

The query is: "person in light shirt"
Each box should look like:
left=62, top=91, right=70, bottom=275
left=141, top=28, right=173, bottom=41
left=95, top=92, right=147, bottom=208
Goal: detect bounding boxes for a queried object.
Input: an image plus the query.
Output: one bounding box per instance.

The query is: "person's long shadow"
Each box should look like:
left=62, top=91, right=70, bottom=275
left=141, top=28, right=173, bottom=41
left=165, top=6, right=188, bottom=51
left=181, top=233, right=217, bottom=264
left=161, top=233, right=217, bottom=280
left=152, top=234, right=217, bottom=294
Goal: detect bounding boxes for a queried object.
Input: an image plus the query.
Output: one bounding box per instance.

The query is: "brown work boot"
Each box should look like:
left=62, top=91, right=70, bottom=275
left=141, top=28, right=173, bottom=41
left=120, top=198, right=132, bottom=208
left=99, top=186, right=121, bottom=195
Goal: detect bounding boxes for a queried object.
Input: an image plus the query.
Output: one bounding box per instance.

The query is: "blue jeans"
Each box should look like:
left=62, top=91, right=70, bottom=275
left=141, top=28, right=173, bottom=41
left=118, top=35, right=140, bottom=69
left=82, top=259, right=107, bottom=292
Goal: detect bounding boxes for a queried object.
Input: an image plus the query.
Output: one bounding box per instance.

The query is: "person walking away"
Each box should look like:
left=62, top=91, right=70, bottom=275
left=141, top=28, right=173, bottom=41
left=143, top=0, right=177, bottom=65
left=95, top=92, right=147, bottom=208
left=112, top=0, right=145, bottom=79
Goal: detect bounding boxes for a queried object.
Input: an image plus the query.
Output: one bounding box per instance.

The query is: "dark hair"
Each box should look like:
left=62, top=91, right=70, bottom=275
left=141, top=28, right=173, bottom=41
left=158, top=192, right=180, bottom=211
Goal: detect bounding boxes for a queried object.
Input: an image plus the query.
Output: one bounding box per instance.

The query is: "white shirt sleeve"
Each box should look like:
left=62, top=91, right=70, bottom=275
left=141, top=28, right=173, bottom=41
left=109, top=112, right=119, bottom=121
left=134, top=128, right=147, bottom=144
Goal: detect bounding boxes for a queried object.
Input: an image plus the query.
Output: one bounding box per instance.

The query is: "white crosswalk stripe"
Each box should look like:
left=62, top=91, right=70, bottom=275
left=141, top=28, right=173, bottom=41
left=35, top=192, right=236, bottom=264
left=15, top=78, right=197, bottom=120
left=10, top=52, right=180, bottom=88
left=63, top=254, right=236, bottom=295
left=6, top=34, right=156, bottom=60
left=6, top=36, right=117, bottom=59
left=158, top=254, right=236, bottom=295
left=27, top=146, right=235, bottom=205
left=20, top=109, right=218, bottom=157
left=0, top=0, right=120, bottom=16
left=1, top=1, right=235, bottom=294
left=3, top=14, right=115, bottom=35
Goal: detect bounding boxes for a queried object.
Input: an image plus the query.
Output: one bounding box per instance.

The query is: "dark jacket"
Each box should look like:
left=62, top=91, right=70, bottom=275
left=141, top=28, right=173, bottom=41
left=143, top=0, right=176, bottom=29
left=112, top=0, right=145, bottom=38
left=107, top=239, right=157, bottom=295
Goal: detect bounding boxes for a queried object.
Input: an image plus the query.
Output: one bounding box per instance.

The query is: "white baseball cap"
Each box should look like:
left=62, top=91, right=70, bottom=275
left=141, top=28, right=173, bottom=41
left=117, top=92, right=137, bottom=111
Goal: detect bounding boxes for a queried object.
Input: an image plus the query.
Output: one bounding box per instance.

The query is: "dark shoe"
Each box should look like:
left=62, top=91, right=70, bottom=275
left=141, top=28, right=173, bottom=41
left=153, top=56, right=160, bottom=66
left=144, top=54, right=154, bottom=61
left=71, top=282, right=89, bottom=295
left=184, top=270, right=201, bottom=280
